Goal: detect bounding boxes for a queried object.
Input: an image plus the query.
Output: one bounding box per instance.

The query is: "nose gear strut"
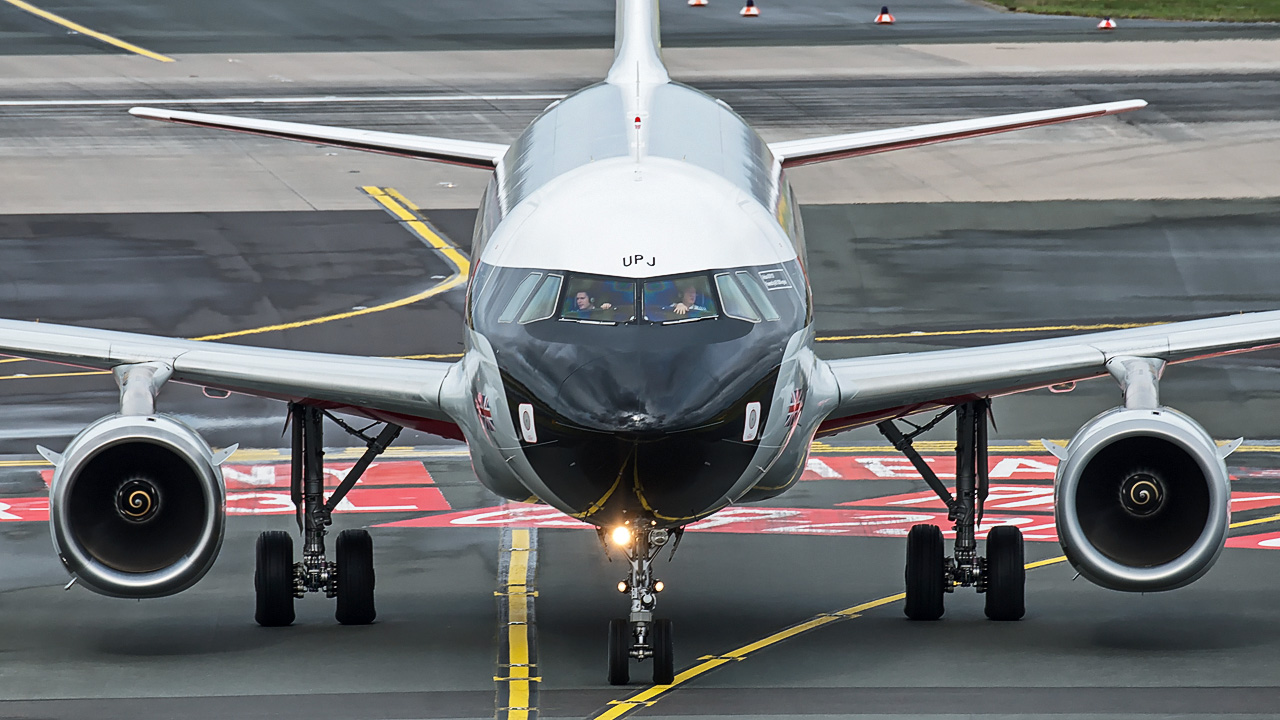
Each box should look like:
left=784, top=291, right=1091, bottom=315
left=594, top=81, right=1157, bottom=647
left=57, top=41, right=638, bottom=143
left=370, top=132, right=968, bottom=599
left=878, top=398, right=1025, bottom=622
left=604, top=522, right=678, bottom=685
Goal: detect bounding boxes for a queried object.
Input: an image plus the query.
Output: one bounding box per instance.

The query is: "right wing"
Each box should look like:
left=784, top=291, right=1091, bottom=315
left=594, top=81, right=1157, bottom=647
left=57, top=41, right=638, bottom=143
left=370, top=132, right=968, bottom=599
left=769, top=100, right=1146, bottom=169
left=0, top=318, right=464, bottom=440
left=818, top=310, right=1280, bottom=436
left=130, top=107, right=507, bottom=170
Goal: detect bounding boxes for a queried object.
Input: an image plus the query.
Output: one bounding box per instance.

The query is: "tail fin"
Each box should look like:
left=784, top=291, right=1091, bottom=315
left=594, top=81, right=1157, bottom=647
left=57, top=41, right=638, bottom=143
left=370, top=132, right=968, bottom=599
left=606, top=0, right=669, bottom=85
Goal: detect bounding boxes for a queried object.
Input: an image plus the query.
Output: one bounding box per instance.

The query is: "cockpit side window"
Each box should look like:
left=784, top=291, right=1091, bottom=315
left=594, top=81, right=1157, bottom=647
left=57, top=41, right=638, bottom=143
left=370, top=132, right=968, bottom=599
left=735, top=271, right=781, bottom=322
left=498, top=272, right=544, bottom=324
left=560, top=277, right=637, bottom=324
left=518, top=274, right=563, bottom=324
left=643, top=274, right=718, bottom=323
left=715, top=273, right=760, bottom=323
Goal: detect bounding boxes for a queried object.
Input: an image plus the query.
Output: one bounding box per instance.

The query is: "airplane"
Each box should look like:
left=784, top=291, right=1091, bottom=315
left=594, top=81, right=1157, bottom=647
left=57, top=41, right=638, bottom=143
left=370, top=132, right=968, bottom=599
left=0, top=0, right=1268, bottom=687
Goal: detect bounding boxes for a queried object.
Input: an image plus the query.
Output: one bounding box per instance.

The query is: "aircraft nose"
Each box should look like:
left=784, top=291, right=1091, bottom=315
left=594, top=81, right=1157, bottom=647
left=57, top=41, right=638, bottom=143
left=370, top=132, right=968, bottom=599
left=555, top=353, right=727, bottom=434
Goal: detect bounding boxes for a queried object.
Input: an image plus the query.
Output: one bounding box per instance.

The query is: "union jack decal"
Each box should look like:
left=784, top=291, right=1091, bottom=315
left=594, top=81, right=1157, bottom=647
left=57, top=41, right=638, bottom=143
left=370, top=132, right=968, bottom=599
left=785, top=388, right=804, bottom=427
left=474, top=392, right=495, bottom=432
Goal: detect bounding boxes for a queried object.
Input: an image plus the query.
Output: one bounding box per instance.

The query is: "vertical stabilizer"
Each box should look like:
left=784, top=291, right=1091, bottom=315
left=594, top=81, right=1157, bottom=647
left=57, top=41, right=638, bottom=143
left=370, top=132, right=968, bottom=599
left=606, top=0, right=669, bottom=86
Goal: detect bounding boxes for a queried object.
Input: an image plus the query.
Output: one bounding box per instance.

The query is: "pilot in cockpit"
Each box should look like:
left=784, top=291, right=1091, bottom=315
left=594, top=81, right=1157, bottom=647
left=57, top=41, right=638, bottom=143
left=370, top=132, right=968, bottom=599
left=667, top=284, right=708, bottom=316
left=574, top=291, right=613, bottom=312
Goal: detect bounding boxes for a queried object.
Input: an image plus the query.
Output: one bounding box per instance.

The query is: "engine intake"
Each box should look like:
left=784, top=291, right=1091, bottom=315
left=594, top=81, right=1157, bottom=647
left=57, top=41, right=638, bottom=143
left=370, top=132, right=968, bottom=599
left=1054, top=406, right=1229, bottom=592
left=49, top=414, right=227, bottom=598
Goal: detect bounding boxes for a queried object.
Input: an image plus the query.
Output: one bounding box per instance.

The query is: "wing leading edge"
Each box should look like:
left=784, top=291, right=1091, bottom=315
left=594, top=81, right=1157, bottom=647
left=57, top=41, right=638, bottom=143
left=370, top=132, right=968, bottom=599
left=818, top=310, right=1280, bottom=436
left=0, top=318, right=462, bottom=440
left=770, top=100, right=1146, bottom=168
left=130, top=107, right=507, bottom=170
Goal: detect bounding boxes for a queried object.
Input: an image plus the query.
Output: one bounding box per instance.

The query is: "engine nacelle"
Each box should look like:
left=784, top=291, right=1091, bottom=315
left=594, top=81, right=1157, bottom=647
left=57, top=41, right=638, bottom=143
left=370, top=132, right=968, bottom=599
left=49, top=414, right=227, bottom=598
left=1054, top=406, right=1230, bottom=592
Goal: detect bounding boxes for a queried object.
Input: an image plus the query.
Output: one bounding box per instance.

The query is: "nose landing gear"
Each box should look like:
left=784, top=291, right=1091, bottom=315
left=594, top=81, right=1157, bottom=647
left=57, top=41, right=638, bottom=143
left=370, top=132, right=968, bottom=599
left=604, top=523, right=679, bottom=685
left=880, top=399, right=1026, bottom=622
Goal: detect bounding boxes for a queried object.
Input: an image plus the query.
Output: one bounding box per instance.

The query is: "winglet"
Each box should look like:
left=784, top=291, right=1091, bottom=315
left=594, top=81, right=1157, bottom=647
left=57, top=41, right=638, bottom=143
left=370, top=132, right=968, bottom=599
left=36, top=445, right=62, bottom=467
left=1039, top=439, right=1068, bottom=461
left=1218, top=437, right=1244, bottom=459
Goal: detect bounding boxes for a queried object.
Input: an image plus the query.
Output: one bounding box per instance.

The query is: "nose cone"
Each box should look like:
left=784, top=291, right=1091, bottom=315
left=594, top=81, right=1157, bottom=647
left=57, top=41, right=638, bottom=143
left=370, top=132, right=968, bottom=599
left=556, top=352, right=738, bottom=433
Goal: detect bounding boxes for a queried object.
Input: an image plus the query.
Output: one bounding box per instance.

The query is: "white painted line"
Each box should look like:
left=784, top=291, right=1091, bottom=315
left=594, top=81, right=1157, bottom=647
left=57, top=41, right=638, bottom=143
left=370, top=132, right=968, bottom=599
left=0, top=94, right=566, bottom=108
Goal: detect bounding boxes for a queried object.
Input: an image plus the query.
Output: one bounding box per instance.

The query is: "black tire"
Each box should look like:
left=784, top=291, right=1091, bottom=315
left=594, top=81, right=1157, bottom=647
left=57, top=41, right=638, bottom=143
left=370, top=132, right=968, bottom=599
left=335, top=528, right=377, bottom=625
left=607, top=619, right=630, bottom=685
left=984, top=525, right=1026, bottom=621
left=255, top=531, right=295, bottom=627
left=904, top=523, right=945, bottom=621
left=651, top=619, right=674, bottom=685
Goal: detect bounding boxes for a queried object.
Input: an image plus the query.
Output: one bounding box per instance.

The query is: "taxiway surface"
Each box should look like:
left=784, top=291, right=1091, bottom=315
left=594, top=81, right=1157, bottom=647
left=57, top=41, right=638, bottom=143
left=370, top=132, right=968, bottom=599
left=1, top=16, right=1280, bottom=720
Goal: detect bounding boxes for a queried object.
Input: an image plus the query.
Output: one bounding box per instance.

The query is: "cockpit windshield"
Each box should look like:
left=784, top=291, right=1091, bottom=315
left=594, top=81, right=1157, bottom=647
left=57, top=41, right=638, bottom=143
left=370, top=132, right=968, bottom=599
left=561, top=277, right=637, bottom=324
left=476, top=263, right=802, bottom=330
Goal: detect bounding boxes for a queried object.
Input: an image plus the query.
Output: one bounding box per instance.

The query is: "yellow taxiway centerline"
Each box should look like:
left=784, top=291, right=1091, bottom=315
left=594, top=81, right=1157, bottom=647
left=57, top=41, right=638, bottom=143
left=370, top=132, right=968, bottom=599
left=816, top=322, right=1158, bottom=343
left=2, top=0, right=174, bottom=62
left=495, top=528, right=539, bottom=720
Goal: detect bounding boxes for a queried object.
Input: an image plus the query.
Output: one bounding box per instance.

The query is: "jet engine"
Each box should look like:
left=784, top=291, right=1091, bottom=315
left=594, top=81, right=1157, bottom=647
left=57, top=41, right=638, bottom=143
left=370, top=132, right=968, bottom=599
left=47, top=413, right=228, bottom=598
left=1053, top=405, right=1230, bottom=592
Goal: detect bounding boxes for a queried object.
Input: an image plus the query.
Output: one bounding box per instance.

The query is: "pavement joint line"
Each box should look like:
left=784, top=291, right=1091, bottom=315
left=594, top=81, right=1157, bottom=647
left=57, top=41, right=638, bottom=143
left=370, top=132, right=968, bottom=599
left=0, top=94, right=565, bottom=107
left=1, top=0, right=174, bottom=62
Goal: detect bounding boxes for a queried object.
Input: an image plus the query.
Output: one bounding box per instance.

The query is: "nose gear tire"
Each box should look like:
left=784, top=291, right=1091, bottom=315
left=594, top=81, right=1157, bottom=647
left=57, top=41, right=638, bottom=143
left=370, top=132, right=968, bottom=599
left=335, top=528, right=376, bottom=625
left=607, top=618, right=630, bottom=685
left=254, top=531, right=295, bottom=627
left=983, top=525, right=1025, bottom=621
left=904, top=523, right=945, bottom=620
left=652, top=618, right=675, bottom=685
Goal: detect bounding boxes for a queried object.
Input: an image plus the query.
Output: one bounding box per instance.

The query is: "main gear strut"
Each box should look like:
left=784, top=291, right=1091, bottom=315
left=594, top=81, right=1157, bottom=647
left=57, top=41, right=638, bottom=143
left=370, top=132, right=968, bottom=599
left=254, top=403, right=401, bottom=627
left=877, top=398, right=1025, bottom=621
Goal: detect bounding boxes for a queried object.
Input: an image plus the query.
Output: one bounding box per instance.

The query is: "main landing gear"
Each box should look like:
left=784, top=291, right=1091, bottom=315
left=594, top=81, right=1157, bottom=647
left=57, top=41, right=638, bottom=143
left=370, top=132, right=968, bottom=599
left=878, top=399, right=1025, bottom=622
left=604, top=523, right=681, bottom=686
left=255, top=403, right=402, bottom=627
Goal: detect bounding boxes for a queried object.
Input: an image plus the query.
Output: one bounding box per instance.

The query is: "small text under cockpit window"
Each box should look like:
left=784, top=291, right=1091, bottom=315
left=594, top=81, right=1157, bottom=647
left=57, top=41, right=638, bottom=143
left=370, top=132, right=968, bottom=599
left=643, top=274, right=718, bottom=324
left=560, top=277, right=637, bottom=324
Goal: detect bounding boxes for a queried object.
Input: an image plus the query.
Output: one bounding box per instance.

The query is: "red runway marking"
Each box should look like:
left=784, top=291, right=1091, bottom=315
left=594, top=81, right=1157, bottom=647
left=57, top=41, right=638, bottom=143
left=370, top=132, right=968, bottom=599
left=801, top=455, right=1059, bottom=481
left=382, top=504, right=1061, bottom=541
left=40, top=460, right=435, bottom=491
left=1227, top=531, right=1280, bottom=550
left=844, top=486, right=1280, bottom=514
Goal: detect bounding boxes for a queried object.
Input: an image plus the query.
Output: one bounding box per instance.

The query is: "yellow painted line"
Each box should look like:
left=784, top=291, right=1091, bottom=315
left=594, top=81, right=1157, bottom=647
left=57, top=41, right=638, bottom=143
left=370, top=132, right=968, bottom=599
left=2, top=0, right=174, bottom=62
left=394, top=352, right=464, bottom=360
left=816, top=322, right=1158, bottom=343
left=1230, top=512, right=1280, bottom=530
left=0, top=370, right=108, bottom=381
left=497, top=527, right=538, bottom=720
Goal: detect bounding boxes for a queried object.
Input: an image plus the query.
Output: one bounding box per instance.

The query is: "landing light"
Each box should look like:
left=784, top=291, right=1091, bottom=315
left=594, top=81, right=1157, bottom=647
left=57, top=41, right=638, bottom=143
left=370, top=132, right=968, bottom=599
left=655, top=580, right=665, bottom=593
left=611, top=525, right=632, bottom=547
left=618, top=581, right=629, bottom=593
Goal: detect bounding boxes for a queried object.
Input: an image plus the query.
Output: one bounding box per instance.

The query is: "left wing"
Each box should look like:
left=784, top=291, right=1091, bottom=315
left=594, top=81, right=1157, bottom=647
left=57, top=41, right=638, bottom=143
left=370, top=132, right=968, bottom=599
left=130, top=107, right=507, bottom=170
left=0, top=318, right=463, bottom=440
left=770, top=100, right=1146, bottom=168
left=817, top=310, right=1280, bottom=436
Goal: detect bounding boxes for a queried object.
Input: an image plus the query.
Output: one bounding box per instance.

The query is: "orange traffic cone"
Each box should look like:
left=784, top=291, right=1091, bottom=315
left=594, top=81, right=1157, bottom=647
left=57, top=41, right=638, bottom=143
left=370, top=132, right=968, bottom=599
left=688, top=0, right=708, bottom=6
left=740, top=0, right=759, bottom=16
left=874, top=5, right=895, bottom=23
left=1097, top=16, right=1116, bottom=29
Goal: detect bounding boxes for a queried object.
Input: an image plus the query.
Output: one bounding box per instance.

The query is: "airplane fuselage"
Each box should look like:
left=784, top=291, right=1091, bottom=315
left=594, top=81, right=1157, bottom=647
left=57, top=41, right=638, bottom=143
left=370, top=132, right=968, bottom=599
left=445, top=74, right=835, bottom=529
